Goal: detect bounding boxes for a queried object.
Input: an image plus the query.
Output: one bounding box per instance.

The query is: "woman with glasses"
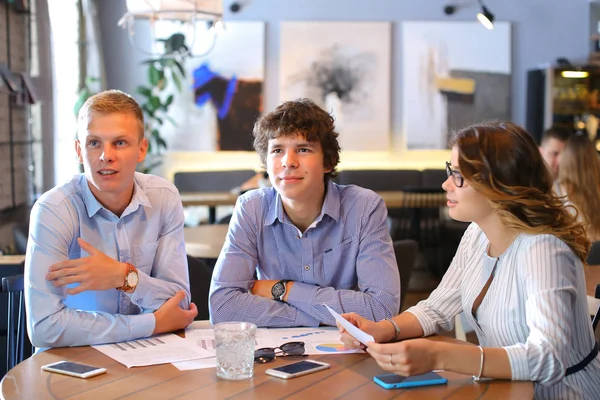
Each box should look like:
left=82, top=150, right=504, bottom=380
left=339, top=122, right=600, bottom=399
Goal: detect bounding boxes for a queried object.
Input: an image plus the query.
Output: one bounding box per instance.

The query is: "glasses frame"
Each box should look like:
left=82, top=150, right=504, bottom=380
left=446, top=161, right=465, bottom=188
left=254, top=341, right=306, bottom=364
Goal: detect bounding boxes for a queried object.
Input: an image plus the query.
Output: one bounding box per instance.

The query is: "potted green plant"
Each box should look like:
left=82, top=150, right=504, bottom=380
left=136, top=33, right=189, bottom=173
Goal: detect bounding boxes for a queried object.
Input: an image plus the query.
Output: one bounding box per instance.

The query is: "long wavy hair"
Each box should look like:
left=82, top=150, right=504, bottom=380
left=558, top=133, right=600, bottom=241
left=451, top=122, right=590, bottom=262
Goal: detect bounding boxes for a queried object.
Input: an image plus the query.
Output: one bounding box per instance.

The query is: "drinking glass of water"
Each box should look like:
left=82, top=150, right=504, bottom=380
left=214, top=321, right=257, bottom=380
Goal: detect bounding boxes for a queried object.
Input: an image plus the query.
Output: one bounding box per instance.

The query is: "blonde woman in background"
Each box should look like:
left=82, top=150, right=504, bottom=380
left=558, top=132, right=600, bottom=241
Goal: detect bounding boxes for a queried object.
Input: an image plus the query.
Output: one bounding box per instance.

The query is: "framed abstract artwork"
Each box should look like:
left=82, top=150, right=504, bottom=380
left=402, top=21, right=511, bottom=149
left=155, top=21, right=265, bottom=151
left=279, top=21, right=392, bottom=151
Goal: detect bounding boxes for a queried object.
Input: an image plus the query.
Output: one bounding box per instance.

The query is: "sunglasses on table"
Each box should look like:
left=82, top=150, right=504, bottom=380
left=254, top=341, right=306, bottom=363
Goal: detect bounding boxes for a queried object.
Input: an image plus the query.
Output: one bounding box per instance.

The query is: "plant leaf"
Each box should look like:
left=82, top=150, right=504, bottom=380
left=148, top=64, right=161, bottom=86
left=172, top=73, right=182, bottom=92
left=172, top=60, right=185, bottom=77
left=165, top=115, right=178, bottom=127
left=157, top=77, right=167, bottom=91
left=149, top=96, right=161, bottom=110
left=136, top=86, right=152, bottom=97
left=156, top=136, right=168, bottom=149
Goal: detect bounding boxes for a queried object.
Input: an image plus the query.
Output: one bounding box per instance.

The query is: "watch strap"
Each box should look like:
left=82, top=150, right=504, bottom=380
left=117, top=263, right=137, bottom=291
left=273, top=279, right=291, bottom=301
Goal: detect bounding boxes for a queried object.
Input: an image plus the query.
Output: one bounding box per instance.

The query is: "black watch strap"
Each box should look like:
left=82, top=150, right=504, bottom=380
left=271, top=279, right=291, bottom=301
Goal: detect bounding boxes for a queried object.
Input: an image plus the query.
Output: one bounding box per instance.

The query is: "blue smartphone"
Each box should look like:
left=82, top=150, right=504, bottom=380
left=373, top=371, right=448, bottom=389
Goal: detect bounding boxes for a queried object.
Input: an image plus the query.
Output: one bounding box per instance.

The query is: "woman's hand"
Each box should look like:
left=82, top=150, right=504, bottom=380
left=366, top=338, right=441, bottom=376
left=338, top=313, right=395, bottom=348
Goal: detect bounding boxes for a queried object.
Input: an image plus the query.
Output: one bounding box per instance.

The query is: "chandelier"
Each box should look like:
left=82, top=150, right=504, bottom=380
left=118, top=0, right=224, bottom=57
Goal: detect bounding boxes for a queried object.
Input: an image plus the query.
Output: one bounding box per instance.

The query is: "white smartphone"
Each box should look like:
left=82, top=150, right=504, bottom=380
left=41, top=361, right=107, bottom=379
left=265, top=360, right=330, bottom=379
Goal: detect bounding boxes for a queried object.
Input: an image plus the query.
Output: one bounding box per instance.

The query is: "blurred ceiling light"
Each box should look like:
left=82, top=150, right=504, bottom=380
left=561, top=71, right=589, bottom=79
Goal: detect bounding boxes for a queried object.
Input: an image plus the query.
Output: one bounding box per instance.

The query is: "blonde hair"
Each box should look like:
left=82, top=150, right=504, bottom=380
left=77, top=89, right=145, bottom=140
left=452, top=121, right=590, bottom=262
left=558, top=133, right=600, bottom=240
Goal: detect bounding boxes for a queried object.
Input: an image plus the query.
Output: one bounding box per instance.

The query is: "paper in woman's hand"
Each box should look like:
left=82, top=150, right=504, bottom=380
left=325, top=304, right=375, bottom=346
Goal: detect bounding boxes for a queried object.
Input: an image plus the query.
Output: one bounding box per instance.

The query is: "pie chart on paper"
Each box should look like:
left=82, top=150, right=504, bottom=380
left=315, top=343, right=349, bottom=352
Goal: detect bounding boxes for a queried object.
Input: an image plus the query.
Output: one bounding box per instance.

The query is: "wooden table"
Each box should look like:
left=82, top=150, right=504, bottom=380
left=0, top=255, right=25, bottom=266
left=0, top=336, right=532, bottom=400
left=184, top=225, right=229, bottom=259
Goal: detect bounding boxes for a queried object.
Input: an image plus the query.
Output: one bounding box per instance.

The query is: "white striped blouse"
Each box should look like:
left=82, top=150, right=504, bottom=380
left=407, top=223, right=600, bottom=399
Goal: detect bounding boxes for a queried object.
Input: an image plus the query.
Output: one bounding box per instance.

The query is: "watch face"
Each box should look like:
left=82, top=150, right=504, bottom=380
left=126, top=271, right=139, bottom=287
left=271, top=282, right=285, bottom=299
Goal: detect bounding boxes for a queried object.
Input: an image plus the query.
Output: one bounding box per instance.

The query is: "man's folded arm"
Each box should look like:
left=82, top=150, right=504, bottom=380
left=129, top=197, right=191, bottom=310
left=286, top=197, right=401, bottom=324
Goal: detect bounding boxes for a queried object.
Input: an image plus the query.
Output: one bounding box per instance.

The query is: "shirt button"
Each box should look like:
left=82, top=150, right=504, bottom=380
left=296, top=235, right=301, bottom=239
left=304, top=265, right=310, bottom=271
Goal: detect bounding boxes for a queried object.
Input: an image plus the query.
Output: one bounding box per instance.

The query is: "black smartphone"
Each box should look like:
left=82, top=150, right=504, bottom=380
left=373, top=371, right=448, bottom=389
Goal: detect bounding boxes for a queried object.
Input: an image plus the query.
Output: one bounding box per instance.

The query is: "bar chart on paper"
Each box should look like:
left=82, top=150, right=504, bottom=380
left=197, top=338, right=216, bottom=351
left=110, top=337, right=167, bottom=351
left=93, top=334, right=213, bottom=368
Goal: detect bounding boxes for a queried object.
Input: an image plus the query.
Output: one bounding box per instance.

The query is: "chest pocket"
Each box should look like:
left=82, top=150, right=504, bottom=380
left=322, top=235, right=359, bottom=287
left=132, top=243, right=159, bottom=273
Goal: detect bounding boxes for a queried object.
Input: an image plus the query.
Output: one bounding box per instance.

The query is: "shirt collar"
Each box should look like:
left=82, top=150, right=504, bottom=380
left=264, top=180, right=341, bottom=226
left=81, top=174, right=151, bottom=219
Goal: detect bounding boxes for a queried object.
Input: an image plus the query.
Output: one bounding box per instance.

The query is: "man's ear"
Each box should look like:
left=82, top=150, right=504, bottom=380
left=75, top=139, right=83, bottom=164
left=137, top=137, right=149, bottom=163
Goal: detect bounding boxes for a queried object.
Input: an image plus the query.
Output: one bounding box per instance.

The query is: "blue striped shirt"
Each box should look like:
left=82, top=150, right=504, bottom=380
left=209, top=180, right=400, bottom=327
left=25, top=173, right=190, bottom=348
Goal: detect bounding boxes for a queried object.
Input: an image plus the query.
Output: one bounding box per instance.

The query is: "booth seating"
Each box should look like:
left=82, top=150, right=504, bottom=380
left=174, top=170, right=256, bottom=223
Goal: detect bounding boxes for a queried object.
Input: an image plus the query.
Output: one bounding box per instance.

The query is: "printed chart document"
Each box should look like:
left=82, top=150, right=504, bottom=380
left=172, top=322, right=364, bottom=371
left=259, top=326, right=364, bottom=355
left=93, top=333, right=213, bottom=368
left=173, top=327, right=219, bottom=371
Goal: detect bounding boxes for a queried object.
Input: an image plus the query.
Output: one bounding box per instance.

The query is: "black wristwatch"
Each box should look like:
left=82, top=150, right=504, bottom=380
left=271, top=280, right=291, bottom=301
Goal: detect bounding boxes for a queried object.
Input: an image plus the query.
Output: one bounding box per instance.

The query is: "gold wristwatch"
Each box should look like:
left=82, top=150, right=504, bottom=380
left=117, top=263, right=139, bottom=291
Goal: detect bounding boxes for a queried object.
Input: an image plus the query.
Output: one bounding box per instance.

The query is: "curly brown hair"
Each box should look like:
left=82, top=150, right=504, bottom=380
left=252, top=98, right=341, bottom=182
left=558, top=133, right=600, bottom=241
left=451, top=121, right=590, bottom=262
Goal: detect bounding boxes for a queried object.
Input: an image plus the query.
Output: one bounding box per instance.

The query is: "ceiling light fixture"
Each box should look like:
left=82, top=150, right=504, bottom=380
left=476, top=0, right=494, bottom=30
left=443, top=1, right=495, bottom=30
left=118, top=0, right=224, bottom=58
left=561, top=71, right=589, bottom=79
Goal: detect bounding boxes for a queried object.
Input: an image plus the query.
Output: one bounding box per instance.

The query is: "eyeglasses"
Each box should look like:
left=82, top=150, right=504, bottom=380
left=446, top=161, right=464, bottom=188
left=254, top=341, right=306, bottom=363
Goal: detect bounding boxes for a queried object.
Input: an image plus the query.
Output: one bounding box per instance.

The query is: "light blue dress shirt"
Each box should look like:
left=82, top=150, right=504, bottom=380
left=209, top=180, right=400, bottom=327
left=25, top=172, right=190, bottom=348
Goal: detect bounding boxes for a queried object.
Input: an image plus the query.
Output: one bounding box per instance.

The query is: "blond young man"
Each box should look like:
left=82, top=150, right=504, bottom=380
left=26, top=90, right=197, bottom=349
